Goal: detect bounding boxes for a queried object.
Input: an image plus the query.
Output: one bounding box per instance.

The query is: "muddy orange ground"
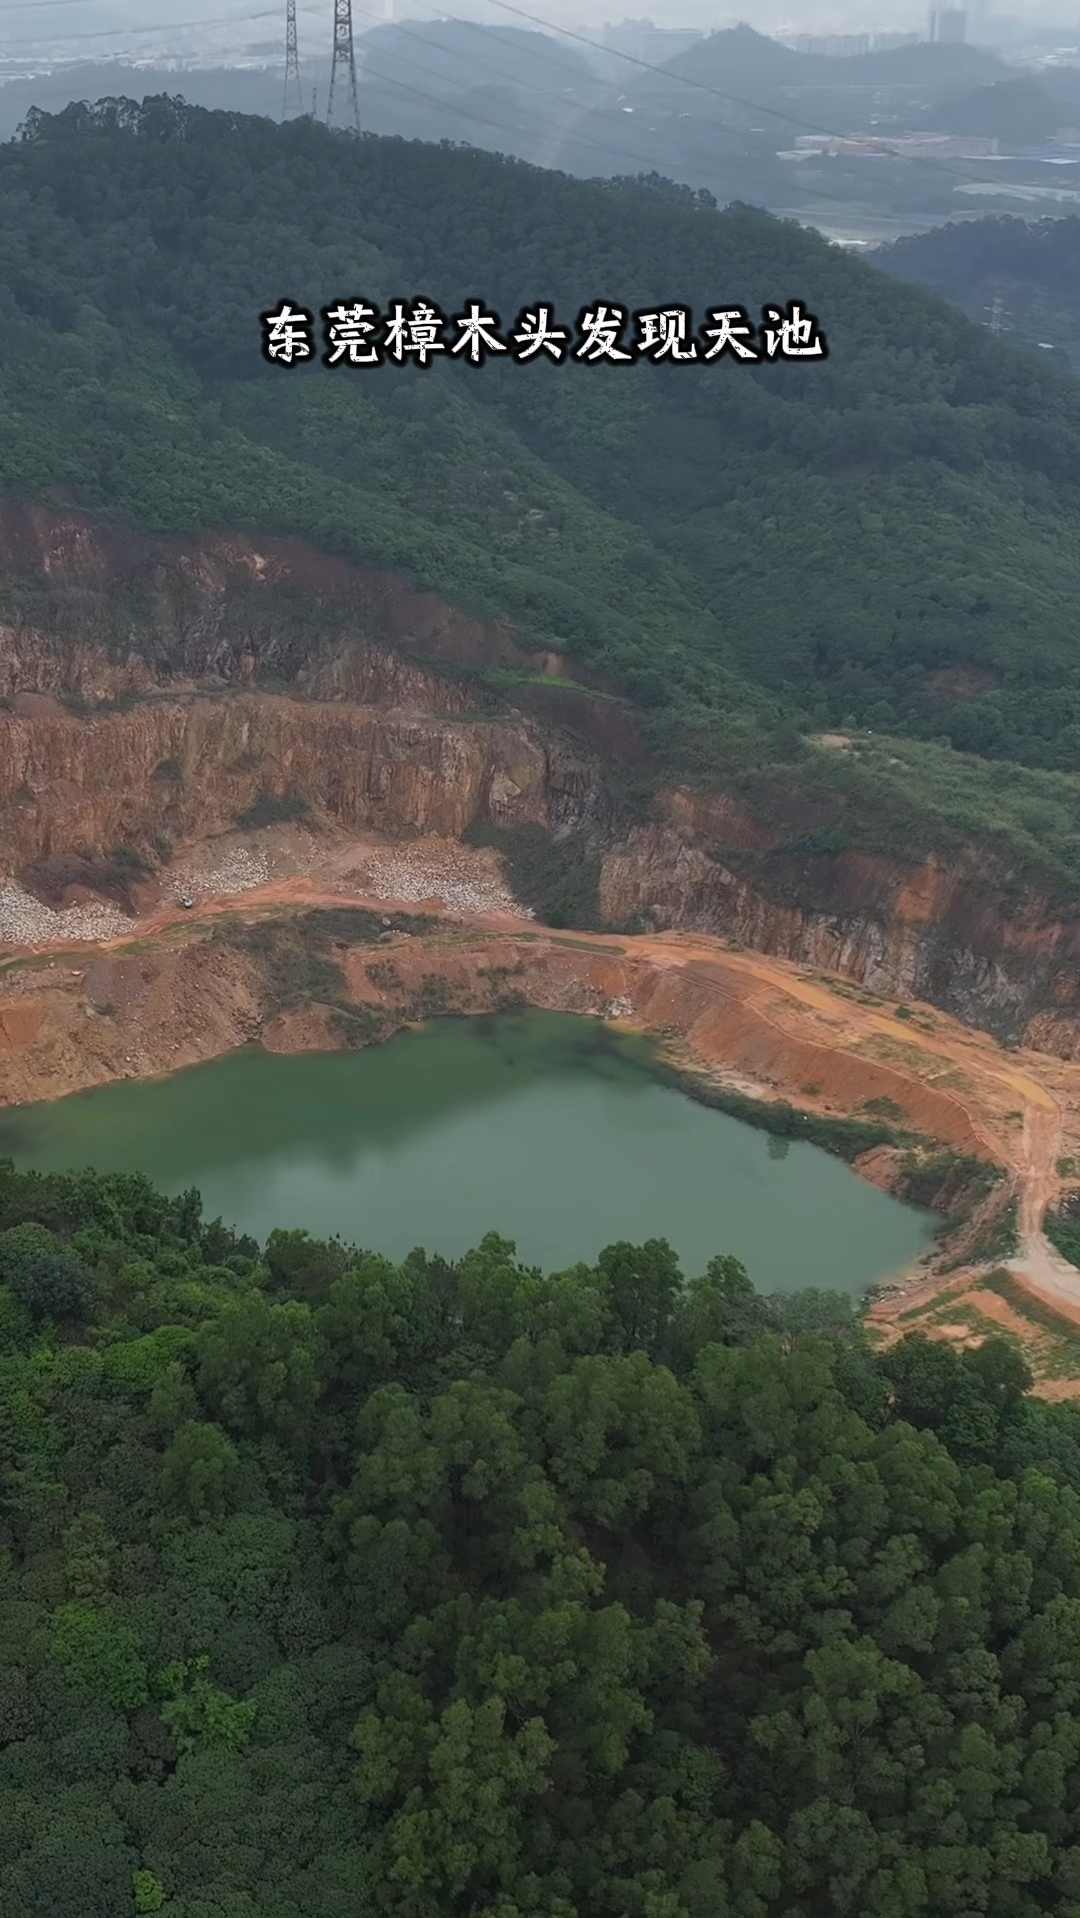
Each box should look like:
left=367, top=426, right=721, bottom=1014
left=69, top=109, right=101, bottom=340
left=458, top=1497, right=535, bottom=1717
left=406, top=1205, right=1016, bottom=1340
left=6, top=862, right=1075, bottom=1197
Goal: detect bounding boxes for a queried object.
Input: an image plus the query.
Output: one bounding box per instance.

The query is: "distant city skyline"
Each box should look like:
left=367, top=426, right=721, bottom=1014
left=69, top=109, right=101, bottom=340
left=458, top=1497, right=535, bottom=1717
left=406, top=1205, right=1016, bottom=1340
left=3, top=0, right=1080, bottom=68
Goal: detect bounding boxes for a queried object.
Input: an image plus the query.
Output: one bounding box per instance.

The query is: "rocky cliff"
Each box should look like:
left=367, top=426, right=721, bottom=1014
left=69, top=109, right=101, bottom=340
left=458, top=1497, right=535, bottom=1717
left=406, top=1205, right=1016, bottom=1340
left=0, top=690, right=601, bottom=872
left=601, top=808, right=1080, bottom=1052
left=0, top=500, right=612, bottom=871
left=4, top=498, right=1080, bottom=1053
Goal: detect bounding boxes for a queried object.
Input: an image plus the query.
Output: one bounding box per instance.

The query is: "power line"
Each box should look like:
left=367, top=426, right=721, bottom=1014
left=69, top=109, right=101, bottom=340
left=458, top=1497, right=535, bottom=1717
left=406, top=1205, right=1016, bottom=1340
left=484, top=0, right=894, bottom=133
left=479, top=0, right=1026, bottom=197
left=353, top=9, right=609, bottom=115
left=350, top=40, right=637, bottom=160
left=352, top=8, right=611, bottom=114
left=349, top=55, right=786, bottom=220
left=345, top=14, right=934, bottom=230
left=1, top=0, right=1023, bottom=222
left=0, top=2, right=109, bottom=13
left=359, top=8, right=602, bottom=95
left=339, top=0, right=1024, bottom=234
left=347, top=3, right=773, bottom=170
left=5, top=7, right=287, bottom=46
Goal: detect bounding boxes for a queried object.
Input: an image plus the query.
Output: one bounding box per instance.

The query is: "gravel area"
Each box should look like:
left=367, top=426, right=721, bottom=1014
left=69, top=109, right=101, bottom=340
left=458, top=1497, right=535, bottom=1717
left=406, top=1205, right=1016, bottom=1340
left=169, top=845, right=271, bottom=898
left=0, top=836, right=524, bottom=951
left=0, top=884, right=132, bottom=947
left=358, top=845, right=531, bottom=918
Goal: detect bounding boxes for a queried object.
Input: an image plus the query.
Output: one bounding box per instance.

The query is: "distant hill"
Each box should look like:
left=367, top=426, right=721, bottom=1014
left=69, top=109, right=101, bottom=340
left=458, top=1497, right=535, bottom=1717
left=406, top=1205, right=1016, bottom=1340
left=878, top=212, right=1080, bottom=367
left=0, top=24, right=600, bottom=148
left=0, top=61, right=321, bottom=143
left=618, top=22, right=1013, bottom=189
left=0, top=27, right=1011, bottom=218
left=358, top=21, right=598, bottom=98
left=626, top=23, right=1008, bottom=107
left=922, top=74, right=1080, bottom=145
left=0, top=49, right=798, bottom=229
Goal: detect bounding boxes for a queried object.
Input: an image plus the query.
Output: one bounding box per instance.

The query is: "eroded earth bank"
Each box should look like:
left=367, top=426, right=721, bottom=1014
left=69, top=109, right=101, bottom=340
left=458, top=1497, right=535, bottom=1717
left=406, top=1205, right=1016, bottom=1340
left=7, top=498, right=1080, bottom=1051
left=7, top=501, right=1080, bottom=1385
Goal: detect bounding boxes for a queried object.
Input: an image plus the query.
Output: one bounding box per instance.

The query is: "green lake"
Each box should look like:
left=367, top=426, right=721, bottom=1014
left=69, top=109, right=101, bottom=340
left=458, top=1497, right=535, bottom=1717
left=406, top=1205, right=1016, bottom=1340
left=0, top=1010, right=933, bottom=1292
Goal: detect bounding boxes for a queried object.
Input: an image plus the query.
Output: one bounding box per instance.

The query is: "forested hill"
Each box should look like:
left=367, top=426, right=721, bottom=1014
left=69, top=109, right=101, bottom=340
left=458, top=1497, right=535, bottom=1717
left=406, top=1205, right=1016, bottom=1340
left=626, top=21, right=1006, bottom=101
left=7, top=101, right=1080, bottom=888
left=7, top=1157, right=1080, bottom=1917
left=880, top=215, right=1080, bottom=371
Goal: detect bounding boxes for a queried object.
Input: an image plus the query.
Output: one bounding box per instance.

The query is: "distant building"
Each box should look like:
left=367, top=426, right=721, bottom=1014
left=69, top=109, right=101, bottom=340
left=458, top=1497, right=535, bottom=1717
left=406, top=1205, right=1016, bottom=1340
left=787, top=33, right=869, bottom=55
left=1017, top=146, right=1080, bottom=164
left=895, top=132, right=998, bottom=155
left=783, top=28, right=919, bottom=53
left=788, top=130, right=998, bottom=158
left=601, top=19, right=704, bottom=65
left=929, top=8, right=967, bottom=40
left=955, top=179, right=1080, bottom=203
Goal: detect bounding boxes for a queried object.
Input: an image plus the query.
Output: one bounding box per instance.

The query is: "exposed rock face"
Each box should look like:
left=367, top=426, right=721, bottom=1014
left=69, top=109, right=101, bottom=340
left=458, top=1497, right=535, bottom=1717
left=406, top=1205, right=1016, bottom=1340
left=599, top=811, right=1080, bottom=1049
left=3, top=497, right=1080, bottom=1053
left=0, top=691, right=601, bottom=870
left=0, top=498, right=534, bottom=693
left=0, top=502, right=609, bottom=866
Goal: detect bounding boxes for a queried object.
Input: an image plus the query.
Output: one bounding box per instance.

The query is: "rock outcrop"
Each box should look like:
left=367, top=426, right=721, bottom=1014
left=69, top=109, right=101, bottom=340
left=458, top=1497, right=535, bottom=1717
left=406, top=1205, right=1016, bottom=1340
left=601, top=808, right=1080, bottom=1050
left=0, top=690, right=600, bottom=871
left=4, top=497, right=1080, bottom=1053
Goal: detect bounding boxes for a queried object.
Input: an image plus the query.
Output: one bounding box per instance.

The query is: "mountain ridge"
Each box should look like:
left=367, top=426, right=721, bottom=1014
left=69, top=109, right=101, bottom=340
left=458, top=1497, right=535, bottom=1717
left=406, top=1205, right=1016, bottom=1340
left=5, top=98, right=1080, bottom=907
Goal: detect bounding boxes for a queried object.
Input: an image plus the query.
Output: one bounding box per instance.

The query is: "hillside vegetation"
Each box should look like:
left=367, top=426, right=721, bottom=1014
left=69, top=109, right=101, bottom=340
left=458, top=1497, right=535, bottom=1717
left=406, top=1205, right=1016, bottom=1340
left=5, top=102, right=1080, bottom=893
left=881, top=214, right=1080, bottom=372
left=7, top=1159, right=1080, bottom=1916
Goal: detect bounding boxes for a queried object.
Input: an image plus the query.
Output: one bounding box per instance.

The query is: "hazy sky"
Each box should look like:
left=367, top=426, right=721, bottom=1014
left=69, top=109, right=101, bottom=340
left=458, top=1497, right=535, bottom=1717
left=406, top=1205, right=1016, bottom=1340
left=2, top=0, right=1075, bottom=61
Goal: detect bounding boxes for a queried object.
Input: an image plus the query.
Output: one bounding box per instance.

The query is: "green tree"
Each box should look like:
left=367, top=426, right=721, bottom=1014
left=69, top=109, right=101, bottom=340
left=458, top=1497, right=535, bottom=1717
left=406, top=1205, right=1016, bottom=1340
left=0, top=1224, right=95, bottom=1320
left=160, top=1419, right=241, bottom=1522
left=49, top=1602, right=149, bottom=1709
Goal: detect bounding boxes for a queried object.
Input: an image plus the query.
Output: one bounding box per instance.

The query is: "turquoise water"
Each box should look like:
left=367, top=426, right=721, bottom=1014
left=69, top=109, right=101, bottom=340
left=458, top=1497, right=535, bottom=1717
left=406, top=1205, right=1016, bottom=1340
left=0, top=1011, right=933, bottom=1290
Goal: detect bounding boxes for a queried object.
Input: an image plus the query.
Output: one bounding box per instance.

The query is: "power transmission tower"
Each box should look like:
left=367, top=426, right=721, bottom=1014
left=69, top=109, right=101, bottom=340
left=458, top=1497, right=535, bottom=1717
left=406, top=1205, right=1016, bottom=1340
left=327, top=0, right=361, bottom=132
left=983, top=296, right=1011, bottom=339
left=282, top=0, right=303, bottom=119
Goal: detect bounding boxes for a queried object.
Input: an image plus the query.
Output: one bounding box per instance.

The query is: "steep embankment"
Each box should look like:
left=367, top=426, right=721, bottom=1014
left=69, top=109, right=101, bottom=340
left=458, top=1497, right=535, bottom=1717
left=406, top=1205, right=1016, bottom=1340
left=5, top=501, right=1080, bottom=1054
left=602, top=803, right=1080, bottom=1053
left=0, top=909, right=995, bottom=1157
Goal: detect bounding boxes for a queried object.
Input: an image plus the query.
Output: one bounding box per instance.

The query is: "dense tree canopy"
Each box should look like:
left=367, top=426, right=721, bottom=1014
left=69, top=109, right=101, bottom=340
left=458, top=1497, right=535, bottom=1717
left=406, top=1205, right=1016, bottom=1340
left=881, top=215, right=1080, bottom=374
left=3, top=1154, right=1080, bottom=1915
left=7, top=101, right=1080, bottom=902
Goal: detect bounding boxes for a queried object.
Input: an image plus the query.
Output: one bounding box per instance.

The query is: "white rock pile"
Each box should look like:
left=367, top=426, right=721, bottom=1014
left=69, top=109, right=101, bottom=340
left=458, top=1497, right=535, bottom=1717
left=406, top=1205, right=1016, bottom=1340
left=0, top=883, right=132, bottom=947
left=361, top=846, right=531, bottom=919
left=170, top=845, right=271, bottom=898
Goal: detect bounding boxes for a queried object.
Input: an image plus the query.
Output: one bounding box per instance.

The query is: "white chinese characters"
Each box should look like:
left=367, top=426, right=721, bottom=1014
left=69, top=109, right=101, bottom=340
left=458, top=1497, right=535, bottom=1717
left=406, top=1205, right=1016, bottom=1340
left=258, top=298, right=828, bottom=368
